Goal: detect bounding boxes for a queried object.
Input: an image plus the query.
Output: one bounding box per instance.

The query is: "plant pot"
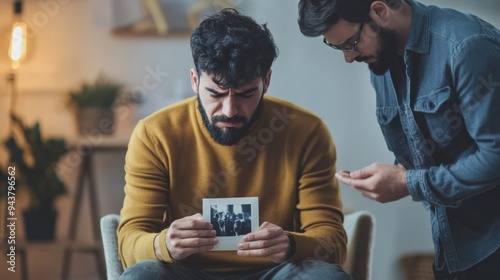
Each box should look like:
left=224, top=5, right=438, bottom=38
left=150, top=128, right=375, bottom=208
left=76, top=107, right=115, bottom=135
left=23, top=208, right=57, bottom=241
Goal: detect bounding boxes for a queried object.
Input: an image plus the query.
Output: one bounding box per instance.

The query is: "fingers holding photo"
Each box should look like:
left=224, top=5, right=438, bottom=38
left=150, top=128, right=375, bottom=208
left=237, top=222, right=290, bottom=263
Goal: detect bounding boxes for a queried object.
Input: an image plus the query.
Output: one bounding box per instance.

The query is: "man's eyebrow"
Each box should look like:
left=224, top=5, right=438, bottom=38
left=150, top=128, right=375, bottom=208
left=235, top=87, right=258, bottom=95
left=205, top=87, right=258, bottom=95
left=205, top=87, right=226, bottom=95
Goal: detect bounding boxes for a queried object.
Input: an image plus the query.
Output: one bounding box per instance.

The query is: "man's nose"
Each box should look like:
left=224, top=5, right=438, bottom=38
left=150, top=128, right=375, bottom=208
left=343, top=51, right=358, bottom=63
left=222, top=95, right=238, bottom=118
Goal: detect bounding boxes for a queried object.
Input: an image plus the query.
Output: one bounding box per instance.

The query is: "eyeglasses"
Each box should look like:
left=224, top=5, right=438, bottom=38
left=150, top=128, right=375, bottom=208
left=323, top=21, right=365, bottom=52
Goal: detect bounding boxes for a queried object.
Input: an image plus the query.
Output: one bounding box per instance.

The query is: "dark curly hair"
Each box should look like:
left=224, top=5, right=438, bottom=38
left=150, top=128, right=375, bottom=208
left=298, top=0, right=402, bottom=37
left=190, top=9, right=278, bottom=89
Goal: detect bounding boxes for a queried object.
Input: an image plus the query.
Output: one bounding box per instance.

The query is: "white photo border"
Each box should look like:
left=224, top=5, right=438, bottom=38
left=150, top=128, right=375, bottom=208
left=202, top=197, right=259, bottom=251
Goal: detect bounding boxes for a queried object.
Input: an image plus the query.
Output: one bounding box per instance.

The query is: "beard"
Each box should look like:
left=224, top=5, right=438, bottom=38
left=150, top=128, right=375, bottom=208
left=197, top=95, right=264, bottom=146
left=356, top=25, right=399, bottom=76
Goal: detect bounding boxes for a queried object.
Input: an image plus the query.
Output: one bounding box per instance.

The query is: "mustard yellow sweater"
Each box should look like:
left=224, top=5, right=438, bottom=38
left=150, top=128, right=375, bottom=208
left=118, top=95, right=347, bottom=272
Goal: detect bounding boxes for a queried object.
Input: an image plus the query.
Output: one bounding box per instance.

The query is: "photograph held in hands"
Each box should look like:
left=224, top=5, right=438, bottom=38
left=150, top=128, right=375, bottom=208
left=202, top=197, right=259, bottom=251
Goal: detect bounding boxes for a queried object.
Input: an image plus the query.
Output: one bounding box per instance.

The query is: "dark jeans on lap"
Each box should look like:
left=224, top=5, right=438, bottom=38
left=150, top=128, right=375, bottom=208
left=119, top=259, right=352, bottom=280
left=433, top=247, right=500, bottom=280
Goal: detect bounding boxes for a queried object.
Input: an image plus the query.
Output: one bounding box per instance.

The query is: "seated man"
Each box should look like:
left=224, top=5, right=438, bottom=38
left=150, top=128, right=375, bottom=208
left=117, top=9, right=351, bottom=280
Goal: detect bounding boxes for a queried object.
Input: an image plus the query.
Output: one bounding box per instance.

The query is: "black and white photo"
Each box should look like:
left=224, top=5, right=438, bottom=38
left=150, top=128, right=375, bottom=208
left=203, top=197, right=259, bottom=250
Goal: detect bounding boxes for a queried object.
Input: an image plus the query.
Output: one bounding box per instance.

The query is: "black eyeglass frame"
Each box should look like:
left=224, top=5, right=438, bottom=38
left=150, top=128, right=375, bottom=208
left=323, top=21, right=365, bottom=52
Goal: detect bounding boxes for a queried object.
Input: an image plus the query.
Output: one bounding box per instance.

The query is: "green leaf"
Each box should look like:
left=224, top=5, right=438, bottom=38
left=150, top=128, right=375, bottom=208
left=68, top=72, right=126, bottom=108
left=1, top=114, right=69, bottom=210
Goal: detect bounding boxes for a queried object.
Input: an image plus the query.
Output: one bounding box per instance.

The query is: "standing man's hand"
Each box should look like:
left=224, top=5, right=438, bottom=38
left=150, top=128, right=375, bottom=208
left=160, top=213, right=217, bottom=261
left=237, top=222, right=291, bottom=263
left=336, top=162, right=409, bottom=203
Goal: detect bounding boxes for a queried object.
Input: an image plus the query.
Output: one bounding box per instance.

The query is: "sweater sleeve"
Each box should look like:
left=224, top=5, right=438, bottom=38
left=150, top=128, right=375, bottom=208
left=287, top=121, right=347, bottom=265
left=117, top=120, right=175, bottom=268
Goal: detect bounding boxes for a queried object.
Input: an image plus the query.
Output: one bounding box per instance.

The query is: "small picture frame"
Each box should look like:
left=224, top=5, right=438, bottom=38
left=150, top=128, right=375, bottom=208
left=202, top=197, right=259, bottom=251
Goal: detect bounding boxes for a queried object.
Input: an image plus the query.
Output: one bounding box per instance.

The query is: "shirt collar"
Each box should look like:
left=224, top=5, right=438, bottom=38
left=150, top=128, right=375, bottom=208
left=405, top=0, right=430, bottom=54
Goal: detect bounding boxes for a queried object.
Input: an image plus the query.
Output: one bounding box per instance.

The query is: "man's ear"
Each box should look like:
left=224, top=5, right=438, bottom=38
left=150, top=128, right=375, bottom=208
left=369, top=1, right=391, bottom=27
left=263, top=70, right=272, bottom=94
left=190, top=68, right=199, bottom=94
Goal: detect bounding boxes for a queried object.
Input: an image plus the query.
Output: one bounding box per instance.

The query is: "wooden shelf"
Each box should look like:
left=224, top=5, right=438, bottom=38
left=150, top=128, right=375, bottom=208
left=111, top=26, right=192, bottom=38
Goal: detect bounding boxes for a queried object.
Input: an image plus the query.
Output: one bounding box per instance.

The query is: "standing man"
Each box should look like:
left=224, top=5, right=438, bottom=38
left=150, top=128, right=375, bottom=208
left=298, top=0, right=500, bottom=279
left=118, top=9, right=351, bottom=280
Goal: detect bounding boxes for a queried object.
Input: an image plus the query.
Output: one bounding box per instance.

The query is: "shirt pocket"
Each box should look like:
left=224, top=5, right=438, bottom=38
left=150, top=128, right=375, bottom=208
left=413, top=86, right=462, bottom=145
left=376, top=107, right=410, bottom=159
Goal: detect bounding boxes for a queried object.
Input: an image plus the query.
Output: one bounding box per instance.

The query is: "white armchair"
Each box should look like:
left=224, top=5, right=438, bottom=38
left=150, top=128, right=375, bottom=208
left=100, top=211, right=375, bottom=280
left=342, top=211, right=376, bottom=280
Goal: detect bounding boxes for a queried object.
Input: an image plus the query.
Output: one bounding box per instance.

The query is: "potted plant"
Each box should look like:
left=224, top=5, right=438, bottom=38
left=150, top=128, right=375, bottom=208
left=0, top=115, right=69, bottom=241
left=68, top=73, right=125, bottom=135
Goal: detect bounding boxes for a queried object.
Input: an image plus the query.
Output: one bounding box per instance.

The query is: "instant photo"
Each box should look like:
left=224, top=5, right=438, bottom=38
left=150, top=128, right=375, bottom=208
left=202, top=197, right=259, bottom=251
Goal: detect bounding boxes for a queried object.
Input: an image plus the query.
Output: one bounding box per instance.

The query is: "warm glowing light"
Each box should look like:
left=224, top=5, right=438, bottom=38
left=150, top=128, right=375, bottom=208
left=8, top=21, right=28, bottom=70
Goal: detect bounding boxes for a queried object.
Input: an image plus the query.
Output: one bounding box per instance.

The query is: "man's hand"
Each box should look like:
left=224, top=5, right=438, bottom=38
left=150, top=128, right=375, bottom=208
left=335, top=162, right=409, bottom=203
left=237, top=222, right=290, bottom=263
left=165, top=213, right=217, bottom=260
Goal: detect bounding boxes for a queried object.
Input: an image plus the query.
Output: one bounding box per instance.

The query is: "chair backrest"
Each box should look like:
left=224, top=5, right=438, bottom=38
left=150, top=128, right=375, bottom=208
left=100, top=214, right=124, bottom=280
left=342, top=211, right=376, bottom=280
left=100, top=211, right=375, bottom=280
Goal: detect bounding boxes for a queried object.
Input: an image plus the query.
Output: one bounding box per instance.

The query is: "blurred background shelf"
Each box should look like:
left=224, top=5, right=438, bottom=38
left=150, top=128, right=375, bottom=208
left=0, top=240, right=104, bottom=280
left=111, top=26, right=191, bottom=38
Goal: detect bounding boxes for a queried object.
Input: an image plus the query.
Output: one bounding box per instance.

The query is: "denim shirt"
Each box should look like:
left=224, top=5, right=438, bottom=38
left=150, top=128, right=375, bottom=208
left=370, top=0, right=500, bottom=272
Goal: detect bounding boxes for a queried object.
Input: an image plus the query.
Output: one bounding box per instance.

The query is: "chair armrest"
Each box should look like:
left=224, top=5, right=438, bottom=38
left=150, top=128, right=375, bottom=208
left=100, top=214, right=123, bottom=280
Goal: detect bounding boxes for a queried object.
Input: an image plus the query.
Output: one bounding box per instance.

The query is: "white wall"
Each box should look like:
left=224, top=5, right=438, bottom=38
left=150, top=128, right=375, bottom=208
left=0, top=1, right=498, bottom=279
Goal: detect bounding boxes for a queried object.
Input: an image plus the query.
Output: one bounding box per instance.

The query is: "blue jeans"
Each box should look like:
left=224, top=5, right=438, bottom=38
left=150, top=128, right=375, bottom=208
left=119, top=259, right=352, bottom=280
